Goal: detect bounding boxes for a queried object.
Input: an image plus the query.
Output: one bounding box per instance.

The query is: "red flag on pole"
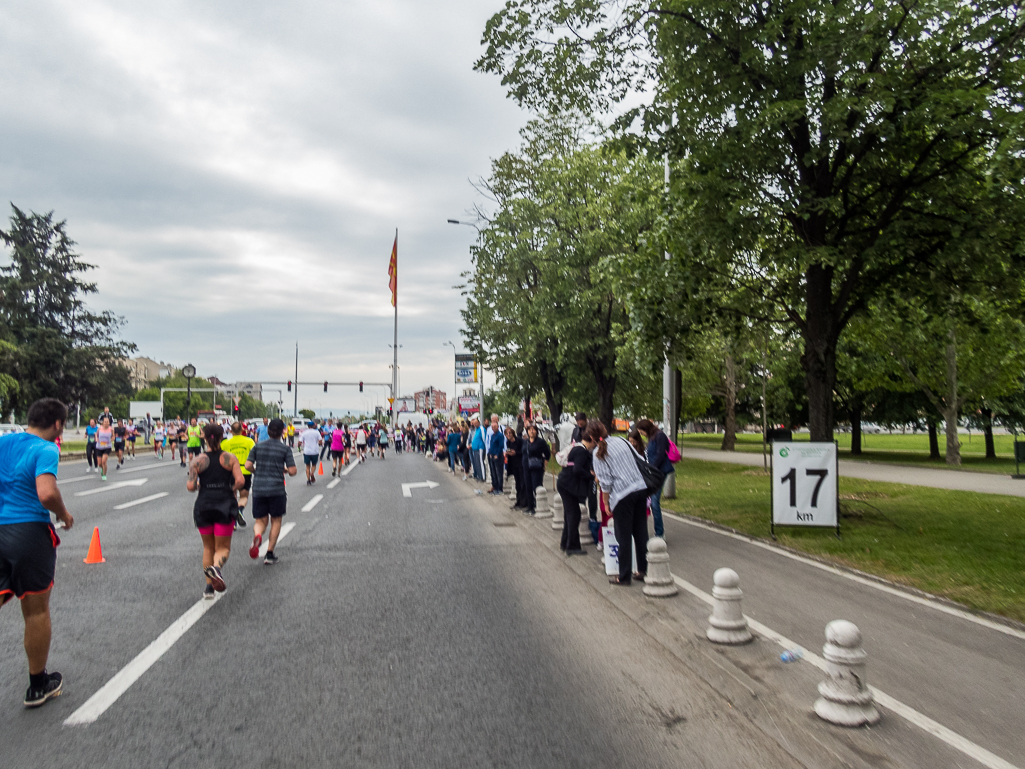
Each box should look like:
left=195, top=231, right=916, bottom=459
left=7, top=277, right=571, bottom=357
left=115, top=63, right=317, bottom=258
left=388, top=233, right=397, bottom=307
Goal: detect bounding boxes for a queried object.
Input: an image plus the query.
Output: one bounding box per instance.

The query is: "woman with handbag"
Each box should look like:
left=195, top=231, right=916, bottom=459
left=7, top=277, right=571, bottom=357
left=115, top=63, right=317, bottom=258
left=521, top=423, right=550, bottom=515
left=556, top=439, right=592, bottom=554
left=635, top=419, right=675, bottom=538
left=584, top=420, right=652, bottom=585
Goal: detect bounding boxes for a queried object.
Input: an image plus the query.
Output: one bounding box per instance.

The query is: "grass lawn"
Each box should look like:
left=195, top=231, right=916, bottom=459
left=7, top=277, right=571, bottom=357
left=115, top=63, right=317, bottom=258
left=660, top=458, right=1025, bottom=622
left=60, top=440, right=86, bottom=454
left=678, top=432, right=1021, bottom=475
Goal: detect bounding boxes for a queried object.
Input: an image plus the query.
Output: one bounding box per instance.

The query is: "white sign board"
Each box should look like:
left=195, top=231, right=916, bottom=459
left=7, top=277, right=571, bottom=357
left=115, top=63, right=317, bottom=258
left=129, top=401, right=162, bottom=419
left=458, top=395, right=480, bottom=414
left=393, top=398, right=417, bottom=413
left=601, top=526, right=639, bottom=576
left=771, top=442, right=838, bottom=530
left=454, top=354, right=478, bottom=384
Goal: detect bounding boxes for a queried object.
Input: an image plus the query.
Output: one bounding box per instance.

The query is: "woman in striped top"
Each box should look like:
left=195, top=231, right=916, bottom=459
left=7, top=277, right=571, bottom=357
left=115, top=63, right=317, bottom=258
left=584, top=420, right=648, bottom=585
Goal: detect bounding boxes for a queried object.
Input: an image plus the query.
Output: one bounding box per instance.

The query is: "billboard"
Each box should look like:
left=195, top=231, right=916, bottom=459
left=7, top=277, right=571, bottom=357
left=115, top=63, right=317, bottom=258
left=393, top=398, right=417, bottom=413
left=455, top=354, right=477, bottom=384
left=130, top=401, right=162, bottom=419
left=458, top=395, right=480, bottom=414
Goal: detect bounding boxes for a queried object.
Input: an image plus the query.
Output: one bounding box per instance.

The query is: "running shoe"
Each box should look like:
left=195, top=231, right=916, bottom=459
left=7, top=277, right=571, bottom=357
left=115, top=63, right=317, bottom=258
left=235, top=508, right=247, bottom=528
left=203, top=584, right=215, bottom=600
left=249, top=533, right=262, bottom=559
left=264, top=551, right=279, bottom=566
left=101, top=473, right=107, bottom=481
left=24, top=671, right=63, bottom=708
left=204, top=565, right=226, bottom=592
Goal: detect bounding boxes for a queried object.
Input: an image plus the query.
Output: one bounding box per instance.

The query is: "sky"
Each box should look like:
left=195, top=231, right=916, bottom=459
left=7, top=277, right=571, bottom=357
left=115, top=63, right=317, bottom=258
left=0, top=0, right=526, bottom=414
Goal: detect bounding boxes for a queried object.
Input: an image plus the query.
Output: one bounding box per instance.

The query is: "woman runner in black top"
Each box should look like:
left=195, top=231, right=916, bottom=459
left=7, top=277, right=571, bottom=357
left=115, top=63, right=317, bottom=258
left=186, top=423, right=244, bottom=599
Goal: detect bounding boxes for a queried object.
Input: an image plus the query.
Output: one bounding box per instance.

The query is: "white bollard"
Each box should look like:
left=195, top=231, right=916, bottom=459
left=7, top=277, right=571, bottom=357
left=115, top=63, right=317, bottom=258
left=579, top=505, right=594, bottom=545
left=814, top=620, right=881, bottom=727
left=550, top=493, right=564, bottom=530
left=507, top=481, right=517, bottom=502
left=705, top=568, right=753, bottom=644
left=534, top=486, right=552, bottom=518
left=642, top=538, right=678, bottom=597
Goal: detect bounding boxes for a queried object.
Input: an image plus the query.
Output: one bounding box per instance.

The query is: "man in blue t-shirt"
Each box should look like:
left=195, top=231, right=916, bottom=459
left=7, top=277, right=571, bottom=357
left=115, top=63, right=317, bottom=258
left=0, top=398, right=74, bottom=709
left=256, top=417, right=270, bottom=443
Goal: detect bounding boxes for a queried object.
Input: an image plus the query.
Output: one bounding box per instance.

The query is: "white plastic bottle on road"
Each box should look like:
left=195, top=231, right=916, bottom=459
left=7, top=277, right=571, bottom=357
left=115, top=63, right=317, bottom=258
left=780, top=648, right=804, bottom=663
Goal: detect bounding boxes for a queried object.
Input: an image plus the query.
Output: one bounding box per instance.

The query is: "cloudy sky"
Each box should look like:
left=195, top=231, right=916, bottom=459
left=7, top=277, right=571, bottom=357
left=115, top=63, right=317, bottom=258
left=0, top=0, right=526, bottom=414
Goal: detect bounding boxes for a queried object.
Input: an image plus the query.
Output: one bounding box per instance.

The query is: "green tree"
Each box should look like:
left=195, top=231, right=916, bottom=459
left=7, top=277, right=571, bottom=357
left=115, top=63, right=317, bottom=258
left=0, top=205, right=135, bottom=417
left=299, top=408, right=316, bottom=421
left=479, top=0, right=1025, bottom=442
left=461, top=118, right=662, bottom=428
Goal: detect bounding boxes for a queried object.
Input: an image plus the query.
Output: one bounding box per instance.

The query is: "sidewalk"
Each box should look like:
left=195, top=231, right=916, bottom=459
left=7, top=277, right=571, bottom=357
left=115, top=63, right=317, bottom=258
left=681, top=446, right=1025, bottom=498
left=443, top=460, right=1025, bottom=769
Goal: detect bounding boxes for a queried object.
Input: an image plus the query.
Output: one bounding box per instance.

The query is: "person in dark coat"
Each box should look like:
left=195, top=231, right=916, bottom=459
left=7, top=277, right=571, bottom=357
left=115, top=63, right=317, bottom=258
left=636, top=418, right=674, bottom=538
left=556, top=441, right=593, bottom=554
left=504, top=427, right=526, bottom=508
left=570, top=411, right=599, bottom=536
left=521, top=424, right=551, bottom=515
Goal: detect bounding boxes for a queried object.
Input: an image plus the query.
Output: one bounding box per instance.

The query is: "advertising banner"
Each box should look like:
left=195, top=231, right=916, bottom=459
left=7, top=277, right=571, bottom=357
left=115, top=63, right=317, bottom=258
left=455, top=354, right=478, bottom=384
left=457, top=395, right=480, bottom=414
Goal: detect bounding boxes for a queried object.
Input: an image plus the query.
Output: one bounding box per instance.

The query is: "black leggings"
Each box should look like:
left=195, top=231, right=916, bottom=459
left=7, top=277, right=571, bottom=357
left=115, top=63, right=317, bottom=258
left=612, top=489, right=649, bottom=583
left=559, top=491, right=585, bottom=551
left=524, top=467, right=545, bottom=511
left=85, top=442, right=96, bottom=468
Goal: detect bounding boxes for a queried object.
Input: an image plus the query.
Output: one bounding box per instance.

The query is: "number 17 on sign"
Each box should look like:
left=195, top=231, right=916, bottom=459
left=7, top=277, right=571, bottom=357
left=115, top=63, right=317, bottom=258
left=770, top=442, right=840, bottom=539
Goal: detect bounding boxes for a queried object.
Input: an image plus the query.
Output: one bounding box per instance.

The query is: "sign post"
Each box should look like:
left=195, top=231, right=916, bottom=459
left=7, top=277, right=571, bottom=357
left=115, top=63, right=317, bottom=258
left=771, top=441, right=840, bottom=539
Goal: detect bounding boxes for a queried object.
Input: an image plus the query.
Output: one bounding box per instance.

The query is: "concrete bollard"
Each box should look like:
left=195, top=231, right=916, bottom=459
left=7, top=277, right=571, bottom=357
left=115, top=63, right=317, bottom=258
left=705, top=568, right=753, bottom=644
left=814, top=620, right=881, bottom=727
left=579, top=505, right=594, bottom=545
left=642, top=538, right=678, bottom=597
left=507, top=482, right=516, bottom=502
left=550, top=493, right=564, bottom=529
left=534, top=486, right=552, bottom=518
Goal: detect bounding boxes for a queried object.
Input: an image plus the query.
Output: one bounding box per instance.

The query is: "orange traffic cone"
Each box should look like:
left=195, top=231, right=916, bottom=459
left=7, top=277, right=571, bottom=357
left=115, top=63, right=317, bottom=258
left=318, top=461, right=324, bottom=475
left=84, top=527, right=106, bottom=564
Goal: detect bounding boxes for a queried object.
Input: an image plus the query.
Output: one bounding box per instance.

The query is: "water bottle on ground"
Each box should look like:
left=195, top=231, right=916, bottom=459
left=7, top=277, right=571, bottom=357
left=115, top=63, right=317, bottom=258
left=780, top=648, right=804, bottom=663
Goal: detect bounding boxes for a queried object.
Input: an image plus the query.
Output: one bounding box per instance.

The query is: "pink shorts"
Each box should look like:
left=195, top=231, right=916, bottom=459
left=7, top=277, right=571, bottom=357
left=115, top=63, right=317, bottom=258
left=197, top=523, right=235, bottom=537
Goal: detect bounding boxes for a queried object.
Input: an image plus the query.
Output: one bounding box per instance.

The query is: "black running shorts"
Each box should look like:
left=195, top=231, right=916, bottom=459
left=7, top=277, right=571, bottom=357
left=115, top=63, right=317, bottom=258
left=0, top=522, right=59, bottom=600
left=188, top=445, right=202, bottom=456
left=303, top=454, right=318, bottom=466
left=252, top=495, right=287, bottom=519
left=241, top=474, right=252, bottom=491
left=331, top=449, right=344, bottom=459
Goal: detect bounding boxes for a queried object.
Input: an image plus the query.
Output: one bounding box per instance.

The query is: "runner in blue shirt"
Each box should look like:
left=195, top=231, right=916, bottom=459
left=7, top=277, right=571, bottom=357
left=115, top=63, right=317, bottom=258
left=0, top=398, right=74, bottom=708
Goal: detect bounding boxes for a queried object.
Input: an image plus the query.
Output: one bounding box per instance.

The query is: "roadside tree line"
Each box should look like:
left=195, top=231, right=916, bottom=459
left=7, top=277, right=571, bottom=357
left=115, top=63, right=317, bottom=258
left=461, top=0, right=1025, bottom=465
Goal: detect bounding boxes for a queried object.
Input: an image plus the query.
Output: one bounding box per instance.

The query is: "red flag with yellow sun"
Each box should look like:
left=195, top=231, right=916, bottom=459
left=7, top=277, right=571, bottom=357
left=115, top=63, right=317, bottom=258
left=388, top=233, right=397, bottom=307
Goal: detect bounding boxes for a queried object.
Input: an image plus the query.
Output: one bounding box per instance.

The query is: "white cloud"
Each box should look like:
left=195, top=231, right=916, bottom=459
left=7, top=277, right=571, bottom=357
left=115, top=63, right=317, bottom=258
left=0, top=0, right=523, bottom=409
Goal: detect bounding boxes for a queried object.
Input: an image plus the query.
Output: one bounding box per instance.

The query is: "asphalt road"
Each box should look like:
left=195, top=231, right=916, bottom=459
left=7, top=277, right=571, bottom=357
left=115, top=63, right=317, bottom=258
left=0, top=448, right=801, bottom=769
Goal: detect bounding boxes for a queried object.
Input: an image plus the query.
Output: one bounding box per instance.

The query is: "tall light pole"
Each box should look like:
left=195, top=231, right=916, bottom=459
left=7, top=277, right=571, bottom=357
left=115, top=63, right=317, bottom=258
left=182, top=364, right=196, bottom=422
left=448, top=219, right=484, bottom=421
left=294, top=342, right=299, bottom=418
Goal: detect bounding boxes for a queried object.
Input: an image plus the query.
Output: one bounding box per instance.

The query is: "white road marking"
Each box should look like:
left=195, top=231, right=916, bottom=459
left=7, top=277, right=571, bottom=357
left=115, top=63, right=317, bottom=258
left=670, top=574, right=1020, bottom=769
left=74, top=478, right=148, bottom=496
left=326, top=478, right=340, bottom=489
left=258, top=521, right=295, bottom=557
left=341, top=460, right=358, bottom=477
left=402, top=480, right=440, bottom=498
left=113, top=492, right=169, bottom=510
left=301, top=494, right=323, bottom=512
left=116, top=461, right=180, bottom=475
left=57, top=475, right=99, bottom=485
left=662, top=511, right=1025, bottom=641
left=65, top=523, right=297, bottom=727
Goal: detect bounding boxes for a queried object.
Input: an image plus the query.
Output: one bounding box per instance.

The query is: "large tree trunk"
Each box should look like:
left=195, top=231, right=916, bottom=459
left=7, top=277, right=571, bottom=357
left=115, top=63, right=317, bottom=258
left=801, top=265, right=839, bottom=442
left=850, top=398, right=863, bottom=456
left=943, top=330, right=961, bottom=466
left=586, top=349, right=617, bottom=431
left=537, top=357, right=565, bottom=442
left=927, top=419, right=941, bottom=459
left=981, top=407, right=996, bottom=460
left=720, top=354, right=737, bottom=451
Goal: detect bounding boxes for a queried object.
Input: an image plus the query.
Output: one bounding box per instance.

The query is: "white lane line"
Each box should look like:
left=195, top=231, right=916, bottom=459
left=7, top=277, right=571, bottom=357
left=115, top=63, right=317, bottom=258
left=670, top=574, right=1020, bottom=769
left=57, top=475, right=99, bottom=486
left=65, top=523, right=298, bottom=727
left=326, top=478, right=340, bottom=489
left=113, top=492, right=169, bottom=510
left=341, top=460, right=358, bottom=476
left=301, top=494, right=323, bottom=512
left=258, top=521, right=296, bottom=557
left=662, top=511, right=1025, bottom=641
left=74, top=479, right=148, bottom=496
left=116, top=462, right=180, bottom=475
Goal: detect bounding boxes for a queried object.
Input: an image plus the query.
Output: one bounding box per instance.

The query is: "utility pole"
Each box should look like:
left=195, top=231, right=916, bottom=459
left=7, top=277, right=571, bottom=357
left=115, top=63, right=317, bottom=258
left=662, top=147, right=677, bottom=499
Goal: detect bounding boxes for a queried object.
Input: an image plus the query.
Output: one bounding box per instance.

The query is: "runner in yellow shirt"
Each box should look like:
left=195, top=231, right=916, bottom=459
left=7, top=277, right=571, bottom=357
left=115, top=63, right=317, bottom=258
left=221, top=421, right=255, bottom=528
left=286, top=422, right=295, bottom=448
left=186, top=418, right=204, bottom=462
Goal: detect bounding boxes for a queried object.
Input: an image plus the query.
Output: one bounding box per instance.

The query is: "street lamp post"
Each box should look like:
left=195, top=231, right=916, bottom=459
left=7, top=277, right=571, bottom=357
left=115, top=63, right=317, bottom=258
left=182, top=364, right=196, bottom=421
left=444, top=341, right=457, bottom=417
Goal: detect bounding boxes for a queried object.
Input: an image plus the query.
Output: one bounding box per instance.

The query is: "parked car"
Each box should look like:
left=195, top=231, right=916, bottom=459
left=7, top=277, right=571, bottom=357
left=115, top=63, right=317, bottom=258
left=0, top=424, right=25, bottom=439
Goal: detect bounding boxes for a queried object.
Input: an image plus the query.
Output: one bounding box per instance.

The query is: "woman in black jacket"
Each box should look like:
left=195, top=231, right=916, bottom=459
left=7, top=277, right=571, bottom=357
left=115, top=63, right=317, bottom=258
left=556, top=442, right=592, bottom=554
left=521, top=424, right=551, bottom=515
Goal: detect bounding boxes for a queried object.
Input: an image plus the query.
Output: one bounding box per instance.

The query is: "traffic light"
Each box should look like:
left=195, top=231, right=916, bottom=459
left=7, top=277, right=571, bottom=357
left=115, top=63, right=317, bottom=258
left=323, top=381, right=328, bottom=392
left=287, top=380, right=292, bottom=392
left=359, top=381, right=363, bottom=392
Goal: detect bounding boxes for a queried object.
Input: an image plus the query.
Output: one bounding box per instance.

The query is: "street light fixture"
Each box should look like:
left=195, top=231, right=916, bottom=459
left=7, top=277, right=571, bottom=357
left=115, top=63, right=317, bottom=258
left=182, top=363, right=196, bottom=421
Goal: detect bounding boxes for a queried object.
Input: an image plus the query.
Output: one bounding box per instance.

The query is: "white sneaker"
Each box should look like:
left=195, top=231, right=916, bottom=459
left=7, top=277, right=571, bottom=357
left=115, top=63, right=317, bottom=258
left=596, top=542, right=603, bottom=552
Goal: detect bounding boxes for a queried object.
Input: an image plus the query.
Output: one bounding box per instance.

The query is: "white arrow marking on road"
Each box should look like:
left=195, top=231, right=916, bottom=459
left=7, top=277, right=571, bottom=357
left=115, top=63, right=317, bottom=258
left=326, top=478, right=340, bottom=489
left=402, top=481, right=440, bottom=498
left=113, top=492, right=169, bottom=510
left=74, top=478, right=148, bottom=496
left=65, top=522, right=298, bottom=727
left=301, top=494, right=323, bottom=512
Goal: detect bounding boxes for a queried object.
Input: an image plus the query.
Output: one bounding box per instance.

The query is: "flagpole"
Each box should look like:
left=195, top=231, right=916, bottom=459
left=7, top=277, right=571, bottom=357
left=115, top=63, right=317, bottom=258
left=391, top=228, right=398, bottom=431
